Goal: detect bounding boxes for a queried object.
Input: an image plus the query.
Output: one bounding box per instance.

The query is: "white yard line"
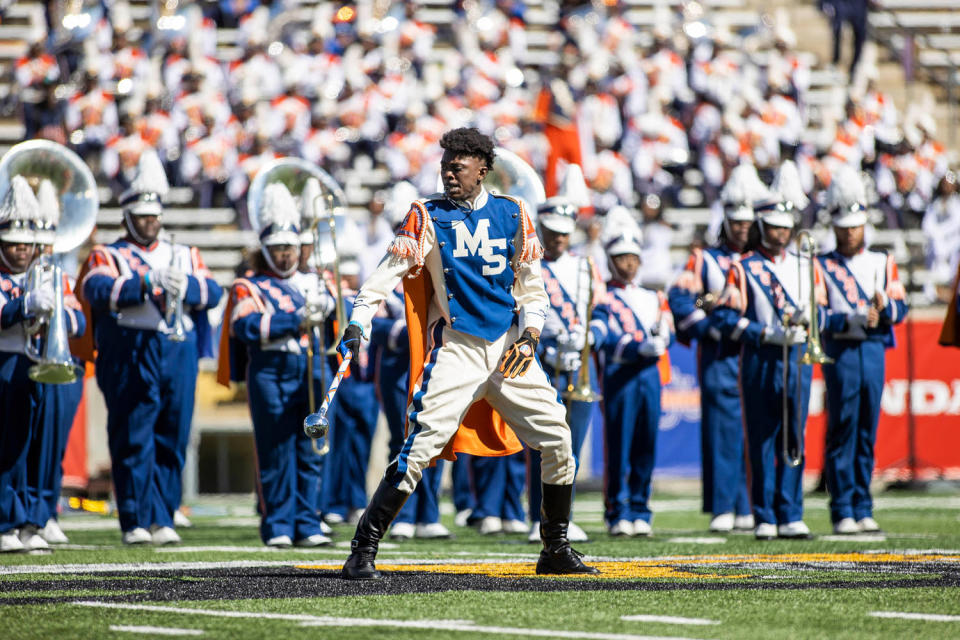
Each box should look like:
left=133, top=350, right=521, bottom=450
left=76, top=602, right=704, bottom=640
left=109, top=625, right=205, bottom=636
left=666, top=537, right=726, bottom=545
left=621, top=615, right=719, bottom=626
left=869, top=611, right=960, bottom=622
left=818, top=535, right=887, bottom=542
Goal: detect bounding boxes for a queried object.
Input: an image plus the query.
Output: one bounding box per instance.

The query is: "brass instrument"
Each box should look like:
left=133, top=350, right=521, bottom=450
left=564, top=257, right=601, bottom=404
left=695, top=292, right=717, bottom=312
left=165, top=232, right=187, bottom=343
left=797, top=231, right=832, bottom=367
left=0, top=140, right=97, bottom=384
left=486, top=147, right=547, bottom=213
left=248, top=158, right=348, bottom=455
left=780, top=231, right=832, bottom=467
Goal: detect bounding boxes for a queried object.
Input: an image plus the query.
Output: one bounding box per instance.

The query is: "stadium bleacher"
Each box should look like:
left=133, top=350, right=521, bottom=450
left=0, top=0, right=953, bottom=303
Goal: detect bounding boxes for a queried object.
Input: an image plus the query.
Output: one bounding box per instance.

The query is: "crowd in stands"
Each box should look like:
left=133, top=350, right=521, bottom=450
left=11, top=0, right=960, bottom=300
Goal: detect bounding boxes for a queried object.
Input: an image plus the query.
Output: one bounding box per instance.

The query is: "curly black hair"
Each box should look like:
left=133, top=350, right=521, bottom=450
left=439, top=127, right=496, bottom=170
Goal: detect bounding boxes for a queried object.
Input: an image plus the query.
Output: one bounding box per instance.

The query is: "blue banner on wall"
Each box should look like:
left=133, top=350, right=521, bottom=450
left=587, top=342, right=703, bottom=479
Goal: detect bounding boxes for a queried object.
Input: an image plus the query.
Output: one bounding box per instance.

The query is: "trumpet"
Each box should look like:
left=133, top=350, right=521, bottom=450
left=0, top=140, right=98, bottom=384
left=166, top=233, right=186, bottom=343
left=24, top=254, right=82, bottom=384
left=564, top=257, right=601, bottom=404
left=780, top=231, right=832, bottom=467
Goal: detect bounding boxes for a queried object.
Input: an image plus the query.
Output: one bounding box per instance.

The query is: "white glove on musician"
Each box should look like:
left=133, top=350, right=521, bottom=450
left=302, top=290, right=335, bottom=325
left=638, top=335, right=667, bottom=358
left=151, top=267, right=188, bottom=300
left=24, top=283, right=55, bottom=315
left=763, top=324, right=807, bottom=345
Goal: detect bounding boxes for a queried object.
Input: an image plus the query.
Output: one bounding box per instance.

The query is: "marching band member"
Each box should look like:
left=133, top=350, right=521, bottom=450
left=713, top=167, right=825, bottom=540
left=0, top=178, right=84, bottom=552
left=25, top=180, right=84, bottom=545
left=218, top=183, right=334, bottom=548
left=818, top=165, right=908, bottom=534
left=668, top=164, right=763, bottom=533
left=598, top=207, right=674, bottom=537
left=80, top=150, right=222, bottom=545
left=526, top=182, right=604, bottom=543
left=337, top=128, right=596, bottom=578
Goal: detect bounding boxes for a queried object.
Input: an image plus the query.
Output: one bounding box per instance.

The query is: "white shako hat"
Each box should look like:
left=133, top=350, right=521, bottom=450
left=259, top=183, right=301, bottom=247
left=754, top=163, right=798, bottom=230
left=119, top=149, right=169, bottom=217
left=539, top=164, right=590, bottom=234
left=0, top=175, right=41, bottom=244
left=299, top=176, right=324, bottom=244
left=720, top=163, right=767, bottom=222
left=35, top=178, right=60, bottom=246
left=771, top=159, right=810, bottom=212
left=826, top=164, right=868, bottom=228
left=602, top=205, right=643, bottom=257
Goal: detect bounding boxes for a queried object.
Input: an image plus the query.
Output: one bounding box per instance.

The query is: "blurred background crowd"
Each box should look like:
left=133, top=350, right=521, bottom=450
left=7, top=0, right=959, bottom=301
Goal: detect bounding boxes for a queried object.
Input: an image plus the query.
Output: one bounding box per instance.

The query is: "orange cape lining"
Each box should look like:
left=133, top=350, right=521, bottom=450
left=403, top=269, right=523, bottom=461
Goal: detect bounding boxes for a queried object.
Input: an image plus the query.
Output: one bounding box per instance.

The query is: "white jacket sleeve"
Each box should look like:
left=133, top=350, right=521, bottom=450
left=349, top=218, right=436, bottom=336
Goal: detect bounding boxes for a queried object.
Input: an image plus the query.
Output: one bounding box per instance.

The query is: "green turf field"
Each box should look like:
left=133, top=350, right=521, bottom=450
left=2, top=489, right=959, bottom=639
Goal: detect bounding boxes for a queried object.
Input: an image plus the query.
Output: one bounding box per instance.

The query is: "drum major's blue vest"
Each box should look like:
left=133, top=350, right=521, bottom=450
left=427, top=195, right=521, bottom=342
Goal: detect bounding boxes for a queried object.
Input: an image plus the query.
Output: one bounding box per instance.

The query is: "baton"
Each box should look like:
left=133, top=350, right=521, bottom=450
left=303, top=350, right=353, bottom=438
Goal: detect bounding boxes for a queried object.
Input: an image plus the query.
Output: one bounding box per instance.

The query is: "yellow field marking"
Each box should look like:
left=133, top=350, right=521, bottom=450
left=296, top=561, right=746, bottom=579
left=296, top=552, right=959, bottom=580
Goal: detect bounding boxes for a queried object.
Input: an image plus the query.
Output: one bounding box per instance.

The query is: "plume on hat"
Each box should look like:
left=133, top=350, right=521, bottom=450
left=602, top=205, right=643, bottom=255
left=0, top=175, right=40, bottom=222
left=772, top=160, right=809, bottom=210
left=259, top=182, right=301, bottom=246
left=0, top=175, right=41, bottom=243
left=826, top=165, right=866, bottom=211
left=557, top=164, right=591, bottom=208
left=36, top=179, right=60, bottom=227
left=128, top=149, right=170, bottom=201
left=721, top=163, right=770, bottom=206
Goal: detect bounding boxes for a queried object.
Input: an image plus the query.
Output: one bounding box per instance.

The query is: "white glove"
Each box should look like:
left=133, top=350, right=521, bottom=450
left=564, top=325, right=589, bottom=352
left=302, top=291, right=334, bottom=325
left=24, top=284, right=55, bottom=315
left=763, top=324, right=806, bottom=345
left=638, top=336, right=667, bottom=358
left=788, top=326, right=807, bottom=345
left=152, top=267, right=188, bottom=300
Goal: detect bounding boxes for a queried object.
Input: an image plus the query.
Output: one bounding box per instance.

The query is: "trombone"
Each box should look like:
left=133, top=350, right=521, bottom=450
left=781, top=230, right=832, bottom=467
left=563, top=257, right=601, bottom=404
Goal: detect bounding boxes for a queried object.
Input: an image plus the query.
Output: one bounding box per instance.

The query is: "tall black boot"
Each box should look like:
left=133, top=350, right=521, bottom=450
left=341, top=479, right=409, bottom=580
left=536, top=483, right=599, bottom=575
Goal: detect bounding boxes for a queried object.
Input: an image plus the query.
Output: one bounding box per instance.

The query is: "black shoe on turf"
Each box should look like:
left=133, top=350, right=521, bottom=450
left=536, top=546, right=600, bottom=575
left=341, top=544, right=381, bottom=580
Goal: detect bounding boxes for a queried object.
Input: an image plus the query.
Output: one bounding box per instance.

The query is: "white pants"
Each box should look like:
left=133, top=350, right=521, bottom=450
left=387, top=322, right=575, bottom=494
